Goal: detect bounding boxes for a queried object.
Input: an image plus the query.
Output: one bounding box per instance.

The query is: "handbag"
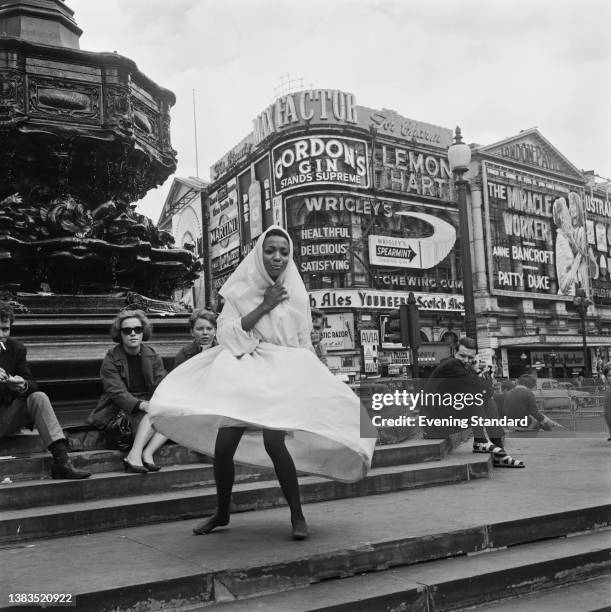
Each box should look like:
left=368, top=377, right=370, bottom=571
left=103, top=410, right=133, bottom=452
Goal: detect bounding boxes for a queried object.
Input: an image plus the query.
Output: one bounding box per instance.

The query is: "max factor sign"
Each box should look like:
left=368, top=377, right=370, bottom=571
left=308, top=289, right=464, bottom=312
left=254, top=90, right=358, bottom=145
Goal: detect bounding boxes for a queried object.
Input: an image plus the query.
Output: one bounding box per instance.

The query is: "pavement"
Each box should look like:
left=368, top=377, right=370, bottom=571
left=0, top=436, right=609, bottom=608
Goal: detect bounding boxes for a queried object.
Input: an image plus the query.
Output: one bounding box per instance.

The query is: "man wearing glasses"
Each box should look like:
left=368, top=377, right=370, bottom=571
left=0, top=302, right=91, bottom=479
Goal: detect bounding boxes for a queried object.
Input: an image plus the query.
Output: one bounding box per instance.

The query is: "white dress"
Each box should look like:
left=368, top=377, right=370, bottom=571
left=149, top=227, right=377, bottom=483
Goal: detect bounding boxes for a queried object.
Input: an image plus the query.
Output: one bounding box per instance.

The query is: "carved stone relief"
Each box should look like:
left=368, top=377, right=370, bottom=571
left=28, top=75, right=101, bottom=122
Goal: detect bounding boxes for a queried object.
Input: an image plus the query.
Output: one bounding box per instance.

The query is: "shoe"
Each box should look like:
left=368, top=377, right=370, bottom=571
left=473, top=441, right=507, bottom=457
left=51, top=460, right=91, bottom=480
left=493, top=455, right=525, bottom=468
left=292, top=517, right=309, bottom=540
left=142, top=460, right=161, bottom=472
left=123, top=459, right=148, bottom=474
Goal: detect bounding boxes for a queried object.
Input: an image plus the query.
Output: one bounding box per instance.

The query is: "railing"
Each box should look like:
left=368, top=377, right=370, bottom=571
left=544, top=394, right=607, bottom=433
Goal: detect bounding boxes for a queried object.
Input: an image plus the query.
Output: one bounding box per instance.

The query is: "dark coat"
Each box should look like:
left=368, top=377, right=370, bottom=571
left=421, top=358, right=490, bottom=438
left=0, top=337, right=38, bottom=407
left=173, top=340, right=202, bottom=369
left=86, top=344, right=166, bottom=428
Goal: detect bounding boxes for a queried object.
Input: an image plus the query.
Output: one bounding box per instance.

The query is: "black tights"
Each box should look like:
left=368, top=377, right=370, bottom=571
left=213, top=427, right=304, bottom=522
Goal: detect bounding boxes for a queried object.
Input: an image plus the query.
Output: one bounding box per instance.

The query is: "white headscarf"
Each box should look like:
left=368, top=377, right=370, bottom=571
left=219, top=225, right=311, bottom=346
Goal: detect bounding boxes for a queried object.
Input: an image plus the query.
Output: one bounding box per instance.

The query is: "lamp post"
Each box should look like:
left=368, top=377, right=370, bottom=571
left=447, top=127, right=476, bottom=343
left=547, top=352, right=557, bottom=379
left=573, top=285, right=592, bottom=377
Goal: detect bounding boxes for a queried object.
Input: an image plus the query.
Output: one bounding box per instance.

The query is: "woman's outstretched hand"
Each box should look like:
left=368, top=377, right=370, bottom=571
left=262, top=281, right=289, bottom=311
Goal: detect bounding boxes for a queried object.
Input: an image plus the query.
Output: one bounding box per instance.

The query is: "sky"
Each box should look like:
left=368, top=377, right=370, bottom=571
left=67, top=0, right=611, bottom=223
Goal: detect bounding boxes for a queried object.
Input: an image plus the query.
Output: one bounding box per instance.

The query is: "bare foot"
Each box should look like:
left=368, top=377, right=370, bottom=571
left=193, top=513, right=229, bottom=535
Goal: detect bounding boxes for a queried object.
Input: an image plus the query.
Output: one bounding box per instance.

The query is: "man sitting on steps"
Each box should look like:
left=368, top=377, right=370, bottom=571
left=0, top=302, right=90, bottom=479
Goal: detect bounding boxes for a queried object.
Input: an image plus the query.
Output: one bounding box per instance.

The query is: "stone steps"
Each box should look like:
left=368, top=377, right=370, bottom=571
left=7, top=310, right=193, bottom=423
left=0, top=453, right=491, bottom=544
left=1, top=504, right=607, bottom=612
left=0, top=437, right=450, bottom=481
left=1, top=430, right=107, bottom=456
left=0, top=446, right=208, bottom=481
left=0, top=435, right=607, bottom=611
left=464, top=574, right=611, bottom=611
left=207, top=529, right=611, bottom=612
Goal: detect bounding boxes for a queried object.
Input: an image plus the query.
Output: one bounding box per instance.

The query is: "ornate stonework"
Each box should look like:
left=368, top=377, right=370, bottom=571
left=0, top=4, right=197, bottom=299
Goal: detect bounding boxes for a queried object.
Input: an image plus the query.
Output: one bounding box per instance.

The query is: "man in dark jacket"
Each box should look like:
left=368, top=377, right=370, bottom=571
left=0, top=302, right=90, bottom=479
left=503, top=374, right=555, bottom=431
left=174, top=309, right=217, bottom=369
left=310, top=308, right=328, bottom=367
left=422, top=337, right=524, bottom=467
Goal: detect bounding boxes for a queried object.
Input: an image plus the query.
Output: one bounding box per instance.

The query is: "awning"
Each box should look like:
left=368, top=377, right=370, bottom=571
left=497, top=335, right=610, bottom=348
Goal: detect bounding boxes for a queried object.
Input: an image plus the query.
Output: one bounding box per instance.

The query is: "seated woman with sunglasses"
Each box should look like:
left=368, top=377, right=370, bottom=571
left=87, top=310, right=169, bottom=473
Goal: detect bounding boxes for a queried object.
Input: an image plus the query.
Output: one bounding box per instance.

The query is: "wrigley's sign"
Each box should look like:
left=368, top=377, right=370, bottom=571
left=309, top=289, right=464, bottom=312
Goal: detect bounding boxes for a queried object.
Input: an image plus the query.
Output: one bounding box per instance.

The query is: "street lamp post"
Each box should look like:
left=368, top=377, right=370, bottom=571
left=447, top=127, right=476, bottom=343
left=547, top=352, right=557, bottom=379
left=573, top=285, right=592, bottom=377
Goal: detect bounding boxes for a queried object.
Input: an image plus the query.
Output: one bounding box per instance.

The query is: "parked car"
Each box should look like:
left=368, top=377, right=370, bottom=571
left=534, top=378, right=590, bottom=411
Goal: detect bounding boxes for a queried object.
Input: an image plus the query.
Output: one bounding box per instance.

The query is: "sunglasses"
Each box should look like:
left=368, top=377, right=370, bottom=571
left=121, top=326, right=144, bottom=335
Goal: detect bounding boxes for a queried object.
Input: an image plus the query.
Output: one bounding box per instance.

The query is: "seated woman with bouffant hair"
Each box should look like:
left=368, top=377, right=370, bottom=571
left=87, top=309, right=168, bottom=473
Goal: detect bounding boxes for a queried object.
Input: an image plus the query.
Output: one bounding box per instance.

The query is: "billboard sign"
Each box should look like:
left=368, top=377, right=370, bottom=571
left=585, top=189, right=611, bottom=305
left=209, top=178, right=240, bottom=276
left=373, top=142, right=453, bottom=201
left=294, top=224, right=351, bottom=274
left=272, top=135, right=369, bottom=194
left=320, top=312, right=355, bottom=351
left=368, top=212, right=456, bottom=269
left=483, top=161, right=592, bottom=299
left=309, top=289, right=464, bottom=312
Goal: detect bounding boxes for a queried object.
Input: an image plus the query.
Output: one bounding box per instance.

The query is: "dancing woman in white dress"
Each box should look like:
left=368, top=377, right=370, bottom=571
left=149, top=226, right=376, bottom=540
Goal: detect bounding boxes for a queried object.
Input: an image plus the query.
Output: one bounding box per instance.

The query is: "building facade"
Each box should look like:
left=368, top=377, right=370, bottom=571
left=204, top=90, right=470, bottom=379
left=158, top=176, right=208, bottom=308
left=468, top=129, right=611, bottom=378
left=202, top=95, right=611, bottom=381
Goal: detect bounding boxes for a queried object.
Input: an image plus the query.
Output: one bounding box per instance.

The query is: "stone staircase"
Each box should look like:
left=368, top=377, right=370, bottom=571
left=206, top=528, right=611, bottom=611
left=0, top=434, right=486, bottom=545
left=0, top=433, right=609, bottom=611
left=11, top=306, right=193, bottom=426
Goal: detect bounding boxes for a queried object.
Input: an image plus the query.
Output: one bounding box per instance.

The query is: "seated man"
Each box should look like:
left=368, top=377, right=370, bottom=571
left=502, top=374, right=557, bottom=431
left=0, top=302, right=90, bottom=479
left=310, top=308, right=328, bottom=367
left=422, top=337, right=524, bottom=467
